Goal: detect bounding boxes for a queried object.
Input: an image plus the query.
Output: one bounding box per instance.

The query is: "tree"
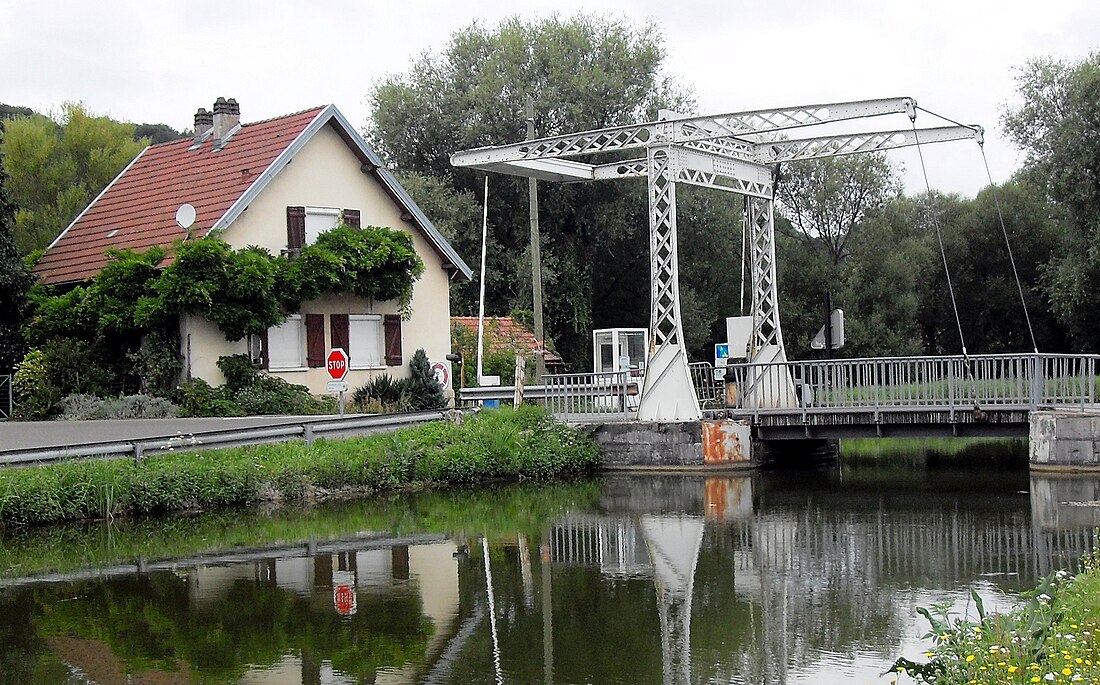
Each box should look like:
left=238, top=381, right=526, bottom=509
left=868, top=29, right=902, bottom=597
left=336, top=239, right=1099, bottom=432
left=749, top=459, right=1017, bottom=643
left=1002, top=52, right=1100, bottom=350
left=407, top=348, right=447, bottom=410
left=775, top=154, right=902, bottom=264
left=837, top=195, right=937, bottom=357
left=0, top=130, right=33, bottom=373
left=133, top=122, right=183, bottom=144
left=1, top=102, right=147, bottom=253
left=367, top=14, right=693, bottom=367
left=0, top=103, right=34, bottom=121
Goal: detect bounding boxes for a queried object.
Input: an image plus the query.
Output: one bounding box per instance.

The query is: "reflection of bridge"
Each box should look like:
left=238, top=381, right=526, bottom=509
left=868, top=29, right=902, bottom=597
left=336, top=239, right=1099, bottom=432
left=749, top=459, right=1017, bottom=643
left=543, top=474, right=1098, bottom=685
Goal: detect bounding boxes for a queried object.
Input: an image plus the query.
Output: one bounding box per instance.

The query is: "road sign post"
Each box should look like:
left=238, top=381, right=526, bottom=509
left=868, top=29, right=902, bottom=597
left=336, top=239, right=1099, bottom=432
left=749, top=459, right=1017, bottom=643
left=327, top=348, right=349, bottom=416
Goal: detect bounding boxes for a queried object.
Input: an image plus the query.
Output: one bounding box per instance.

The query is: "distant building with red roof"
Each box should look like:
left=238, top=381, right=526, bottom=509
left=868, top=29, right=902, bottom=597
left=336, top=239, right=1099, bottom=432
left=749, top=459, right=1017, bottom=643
left=451, top=316, right=566, bottom=370
left=34, top=98, right=472, bottom=396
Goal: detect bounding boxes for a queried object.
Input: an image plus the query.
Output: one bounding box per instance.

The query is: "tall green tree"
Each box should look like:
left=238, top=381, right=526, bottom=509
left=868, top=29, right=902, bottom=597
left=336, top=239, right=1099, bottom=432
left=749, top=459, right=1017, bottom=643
left=1002, top=51, right=1100, bottom=350
left=368, top=14, right=693, bottom=367
left=0, top=129, right=33, bottom=374
left=1, top=102, right=147, bottom=253
left=775, top=153, right=902, bottom=265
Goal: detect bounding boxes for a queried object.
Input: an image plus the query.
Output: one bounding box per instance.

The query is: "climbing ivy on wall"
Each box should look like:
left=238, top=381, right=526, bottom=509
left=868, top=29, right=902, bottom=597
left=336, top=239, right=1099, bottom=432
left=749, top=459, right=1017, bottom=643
left=28, top=224, right=425, bottom=345
left=289, top=226, right=424, bottom=314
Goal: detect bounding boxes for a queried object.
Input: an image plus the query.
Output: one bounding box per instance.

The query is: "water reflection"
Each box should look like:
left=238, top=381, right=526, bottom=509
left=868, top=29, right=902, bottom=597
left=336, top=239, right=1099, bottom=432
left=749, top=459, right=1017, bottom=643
left=0, top=466, right=1096, bottom=685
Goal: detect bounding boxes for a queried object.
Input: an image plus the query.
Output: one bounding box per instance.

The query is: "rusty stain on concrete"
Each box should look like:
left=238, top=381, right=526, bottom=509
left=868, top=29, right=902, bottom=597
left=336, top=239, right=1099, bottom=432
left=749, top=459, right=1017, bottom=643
left=701, top=421, right=750, bottom=464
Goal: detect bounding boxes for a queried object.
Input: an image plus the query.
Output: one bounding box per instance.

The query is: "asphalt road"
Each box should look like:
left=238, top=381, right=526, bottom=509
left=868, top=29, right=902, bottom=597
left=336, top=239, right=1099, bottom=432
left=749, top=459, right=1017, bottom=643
left=0, top=415, right=359, bottom=451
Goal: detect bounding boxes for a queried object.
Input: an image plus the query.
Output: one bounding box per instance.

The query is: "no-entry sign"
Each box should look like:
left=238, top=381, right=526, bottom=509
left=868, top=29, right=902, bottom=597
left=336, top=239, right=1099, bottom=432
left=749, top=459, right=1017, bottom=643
left=327, top=348, right=349, bottom=381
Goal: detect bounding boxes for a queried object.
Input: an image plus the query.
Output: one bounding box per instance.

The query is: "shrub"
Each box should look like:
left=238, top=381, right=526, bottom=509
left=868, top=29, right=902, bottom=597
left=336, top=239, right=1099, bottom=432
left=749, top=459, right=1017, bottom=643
left=407, top=348, right=447, bottom=410
left=352, top=374, right=412, bottom=413
left=59, top=393, right=104, bottom=420
left=13, top=348, right=60, bottom=420
left=233, top=376, right=315, bottom=415
left=217, top=354, right=259, bottom=392
left=102, top=394, right=179, bottom=419
left=174, top=379, right=243, bottom=417
left=128, top=331, right=182, bottom=396
left=42, top=337, right=115, bottom=397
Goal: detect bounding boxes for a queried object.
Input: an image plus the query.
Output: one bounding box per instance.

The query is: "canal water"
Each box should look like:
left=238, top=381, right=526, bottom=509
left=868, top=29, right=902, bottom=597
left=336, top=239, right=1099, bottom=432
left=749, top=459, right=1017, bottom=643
left=1, top=458, right=1098, bottom=685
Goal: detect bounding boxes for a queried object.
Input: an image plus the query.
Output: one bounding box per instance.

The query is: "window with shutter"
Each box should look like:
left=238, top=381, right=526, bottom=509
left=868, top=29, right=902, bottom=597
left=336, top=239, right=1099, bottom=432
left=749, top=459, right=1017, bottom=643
left=305, top=314, right=325, bottom=367
left=348, top=315, right=381, bottom=368
left=286, top=206, right=305, bottom=252
left=331, top=313, right=350, bottom=359
left=305, top=207, right=340, bottom=244
left=384, top=315, right=402, bottom=366
left=267, top=315, right=305, bottom=370
left=343, top=209, right=360, bottom=228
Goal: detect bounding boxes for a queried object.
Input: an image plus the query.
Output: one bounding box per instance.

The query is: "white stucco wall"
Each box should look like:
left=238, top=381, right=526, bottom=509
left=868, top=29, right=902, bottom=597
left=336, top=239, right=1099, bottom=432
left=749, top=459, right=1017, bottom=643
left=179, top=122, right=456, bottom=398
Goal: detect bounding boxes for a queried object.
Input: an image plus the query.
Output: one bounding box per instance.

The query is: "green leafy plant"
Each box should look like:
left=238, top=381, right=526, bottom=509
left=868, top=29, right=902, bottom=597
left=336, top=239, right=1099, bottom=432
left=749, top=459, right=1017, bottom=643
left=352, top=374, right=412, bottom=413
left=293, top=226, right=424, bottom=314
left=407, top=348, right=447, bottom=410
left=216, top=354, right=260, bottom=392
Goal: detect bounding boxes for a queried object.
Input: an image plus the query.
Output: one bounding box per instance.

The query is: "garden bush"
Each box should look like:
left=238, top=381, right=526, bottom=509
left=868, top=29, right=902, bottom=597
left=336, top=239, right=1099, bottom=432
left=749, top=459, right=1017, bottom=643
left=352, top=374, right=411, bottom=412
left=60, top=393, right=180, bottom=420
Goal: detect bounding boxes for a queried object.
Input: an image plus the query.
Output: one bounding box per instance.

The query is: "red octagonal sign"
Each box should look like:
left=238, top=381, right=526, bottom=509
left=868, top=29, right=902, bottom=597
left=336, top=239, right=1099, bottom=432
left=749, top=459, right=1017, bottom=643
left=326, top=348, right=349, bottom=381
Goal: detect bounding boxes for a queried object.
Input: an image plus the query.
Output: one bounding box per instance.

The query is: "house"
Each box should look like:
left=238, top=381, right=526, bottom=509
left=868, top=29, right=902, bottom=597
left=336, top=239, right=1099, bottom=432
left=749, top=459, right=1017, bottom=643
left=33, top=98, right=472, bottom=395
left=451, top=316, right=567, bottom=374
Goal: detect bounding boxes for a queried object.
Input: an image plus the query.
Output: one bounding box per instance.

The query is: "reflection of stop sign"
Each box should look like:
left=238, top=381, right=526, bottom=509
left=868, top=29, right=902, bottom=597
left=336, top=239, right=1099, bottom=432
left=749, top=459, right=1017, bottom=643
left=334, top=583, right=356, bottom=616
left=327, top=348, right=349, bottom=381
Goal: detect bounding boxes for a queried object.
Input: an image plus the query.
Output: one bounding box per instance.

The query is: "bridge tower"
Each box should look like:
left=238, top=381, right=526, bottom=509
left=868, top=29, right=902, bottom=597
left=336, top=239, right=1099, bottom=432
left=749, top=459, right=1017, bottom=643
left=452, top=99, right=981, bottom=421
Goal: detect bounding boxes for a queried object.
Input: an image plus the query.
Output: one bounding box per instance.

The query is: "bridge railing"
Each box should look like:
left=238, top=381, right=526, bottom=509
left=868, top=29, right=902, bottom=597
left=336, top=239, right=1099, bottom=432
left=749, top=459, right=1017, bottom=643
left=722, top=353, right=1099, bottom=415
left=542, top=371, right=639, bottom=421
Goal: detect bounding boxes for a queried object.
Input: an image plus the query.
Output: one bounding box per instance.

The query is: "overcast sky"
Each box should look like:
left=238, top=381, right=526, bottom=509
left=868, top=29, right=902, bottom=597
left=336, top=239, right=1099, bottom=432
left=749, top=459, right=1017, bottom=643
left=2, top=0, right=1097, bottom=197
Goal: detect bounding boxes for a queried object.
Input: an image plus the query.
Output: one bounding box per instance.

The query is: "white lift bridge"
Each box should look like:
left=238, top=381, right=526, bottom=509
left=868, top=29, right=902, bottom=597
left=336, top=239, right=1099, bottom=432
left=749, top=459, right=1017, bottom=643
left=451, top=97, right=982, bottom=422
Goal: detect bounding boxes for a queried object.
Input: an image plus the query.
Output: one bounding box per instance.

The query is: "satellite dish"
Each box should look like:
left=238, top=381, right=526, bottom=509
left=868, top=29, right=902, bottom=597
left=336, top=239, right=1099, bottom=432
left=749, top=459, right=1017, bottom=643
left=175, top=203, right=196, bottom=230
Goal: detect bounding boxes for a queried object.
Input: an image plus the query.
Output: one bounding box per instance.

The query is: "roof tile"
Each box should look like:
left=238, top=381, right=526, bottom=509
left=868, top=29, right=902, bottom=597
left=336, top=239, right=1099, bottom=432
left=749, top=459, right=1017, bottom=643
left=33, top=108, right=324, bottom=285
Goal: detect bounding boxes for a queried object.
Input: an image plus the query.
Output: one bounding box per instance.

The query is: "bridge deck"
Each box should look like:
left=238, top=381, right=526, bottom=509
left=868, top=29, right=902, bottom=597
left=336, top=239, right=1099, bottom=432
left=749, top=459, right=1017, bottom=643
left=737, top=407, right=1035, bottom=439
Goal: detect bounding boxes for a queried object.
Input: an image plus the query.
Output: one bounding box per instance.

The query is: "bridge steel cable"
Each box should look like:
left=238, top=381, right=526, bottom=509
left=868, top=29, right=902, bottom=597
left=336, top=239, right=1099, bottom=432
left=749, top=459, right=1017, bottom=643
left=916, top=106, right=1040, bottom=354
left=908, top=113, right=977, bottom=389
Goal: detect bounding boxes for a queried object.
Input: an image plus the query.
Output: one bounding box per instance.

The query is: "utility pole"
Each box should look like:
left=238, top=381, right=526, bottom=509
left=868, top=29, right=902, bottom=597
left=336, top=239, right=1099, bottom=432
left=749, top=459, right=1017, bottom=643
left=526, top=96, right=547, bottom=381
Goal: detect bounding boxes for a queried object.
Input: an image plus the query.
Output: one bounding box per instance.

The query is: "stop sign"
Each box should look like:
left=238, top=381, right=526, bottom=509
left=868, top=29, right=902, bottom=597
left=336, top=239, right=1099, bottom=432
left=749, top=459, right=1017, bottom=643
left=326, top=348, right=349, bottom=381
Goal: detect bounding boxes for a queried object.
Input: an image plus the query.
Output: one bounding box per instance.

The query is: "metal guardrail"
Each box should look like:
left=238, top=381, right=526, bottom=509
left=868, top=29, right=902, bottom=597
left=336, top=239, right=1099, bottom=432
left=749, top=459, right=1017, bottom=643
left=0, top=410, right=452, bottom=467
left=0, top=375, right=10, bottom=421
left=688, top=362, right=724, bottom=408
left=723, top=353, right=1100, bottom=418
left=458, top=372, right=640, bottom=421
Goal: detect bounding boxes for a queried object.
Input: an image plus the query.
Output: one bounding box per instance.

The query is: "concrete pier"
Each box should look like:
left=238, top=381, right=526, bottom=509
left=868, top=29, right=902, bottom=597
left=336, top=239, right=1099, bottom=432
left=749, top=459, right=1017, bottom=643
left=588, top=420, right=754, bottom=470
left=1029, top=409, right=1100, bottom=471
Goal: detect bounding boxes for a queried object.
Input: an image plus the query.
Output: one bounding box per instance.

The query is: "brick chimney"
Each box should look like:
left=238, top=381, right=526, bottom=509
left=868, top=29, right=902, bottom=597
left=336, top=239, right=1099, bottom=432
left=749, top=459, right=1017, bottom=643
left=192, top=107, right=213, bottom=143
left=211, top=97, right=241, bottom=144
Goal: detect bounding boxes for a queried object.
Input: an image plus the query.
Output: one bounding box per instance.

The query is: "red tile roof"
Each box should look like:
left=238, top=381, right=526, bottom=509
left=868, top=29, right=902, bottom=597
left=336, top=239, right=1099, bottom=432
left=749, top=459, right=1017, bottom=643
left=451, top=316, right=565, bottom=365
left=33, top=108, right=324, bottom=285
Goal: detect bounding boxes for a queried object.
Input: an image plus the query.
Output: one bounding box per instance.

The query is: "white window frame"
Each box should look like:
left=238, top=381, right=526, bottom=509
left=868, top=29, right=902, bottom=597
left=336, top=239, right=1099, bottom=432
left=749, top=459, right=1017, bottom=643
left=267, top=314, right=305, bottom=371
left=348, top=314, right=384, bottom=369
left=304, top=206, right=341, bottom=245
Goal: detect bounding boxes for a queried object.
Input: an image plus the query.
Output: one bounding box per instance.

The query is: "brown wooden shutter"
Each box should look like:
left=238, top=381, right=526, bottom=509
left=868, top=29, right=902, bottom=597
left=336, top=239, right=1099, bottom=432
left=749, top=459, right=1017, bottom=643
left=384, top=314, right=402, bottom=366
left=330, top=314, right=350, bottom=363
left=343, top=209, right=360, bottom=228
left=286, top=206, right=306, bottom=251
left=305, top=314, right=325, bottom=367
left=259, top=329, right=270, bottom=370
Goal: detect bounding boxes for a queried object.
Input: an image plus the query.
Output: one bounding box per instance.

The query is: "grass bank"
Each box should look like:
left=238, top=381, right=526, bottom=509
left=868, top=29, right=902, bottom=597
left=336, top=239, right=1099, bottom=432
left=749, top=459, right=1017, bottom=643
left=0, top=406, right=601, bottom=527
left=893, top=539, right=1100, bottom=685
